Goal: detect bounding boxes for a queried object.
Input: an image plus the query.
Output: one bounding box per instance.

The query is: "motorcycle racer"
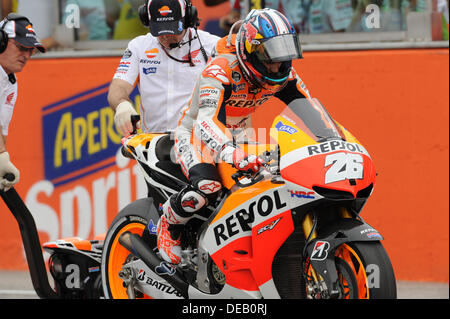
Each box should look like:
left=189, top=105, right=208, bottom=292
left=157, top=8, right=311, bottom=264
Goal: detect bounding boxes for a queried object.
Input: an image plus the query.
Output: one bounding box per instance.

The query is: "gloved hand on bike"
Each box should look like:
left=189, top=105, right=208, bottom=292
left=231, top=147, right=263, bottom=174
left=0, top=152, right=20, bottom=192
left=114, top=101, right=140, bottom=136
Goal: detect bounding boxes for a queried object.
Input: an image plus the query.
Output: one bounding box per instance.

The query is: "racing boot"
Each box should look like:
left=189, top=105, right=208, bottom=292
left=156, top=187, right=207, bottom=264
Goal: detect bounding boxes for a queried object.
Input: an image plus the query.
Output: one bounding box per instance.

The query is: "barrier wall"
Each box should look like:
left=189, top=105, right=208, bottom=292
left=0, top=48, right=448, bottom=283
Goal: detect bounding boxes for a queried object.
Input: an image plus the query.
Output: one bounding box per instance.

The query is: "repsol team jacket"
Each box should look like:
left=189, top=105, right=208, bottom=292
left=113, top=28, right=219, bottom=133
left=0, top=67, right=18, bottom=136
left=174, top=35, right=311, bottom=177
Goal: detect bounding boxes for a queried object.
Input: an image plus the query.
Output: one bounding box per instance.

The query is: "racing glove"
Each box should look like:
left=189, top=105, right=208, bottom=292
left=114, top=101, right=139, bottom=136
left=231, top=147, right=263, bottom=174
left=0, top=152, right=20, bottom=192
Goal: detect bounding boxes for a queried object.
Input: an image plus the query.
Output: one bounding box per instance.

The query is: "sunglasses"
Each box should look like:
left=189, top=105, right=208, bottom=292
left=12, top=40, right=35, bottom=54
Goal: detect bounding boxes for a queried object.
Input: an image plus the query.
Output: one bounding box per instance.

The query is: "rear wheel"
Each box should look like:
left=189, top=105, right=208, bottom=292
left=335, top=241, right=397, bottom=299
left=101, top=215, right=147, bottom=299
left=101, top=198, right=159, bottom=299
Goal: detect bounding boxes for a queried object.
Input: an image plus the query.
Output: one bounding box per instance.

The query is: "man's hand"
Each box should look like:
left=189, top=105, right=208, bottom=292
left=114, top=101, right=139, bottom=136
left=232, top=148, right=263, bottom=174
left=0, top=152, right=20, bottom=192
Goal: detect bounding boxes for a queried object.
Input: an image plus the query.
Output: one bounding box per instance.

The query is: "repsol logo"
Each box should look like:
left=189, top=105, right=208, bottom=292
left=224, top=98, right=269, bottom=108
left=139, top=59, right=161, bottom=64
left=307, top=141, right=366, bottom=156
left=213, top=190, right=287, bottom=246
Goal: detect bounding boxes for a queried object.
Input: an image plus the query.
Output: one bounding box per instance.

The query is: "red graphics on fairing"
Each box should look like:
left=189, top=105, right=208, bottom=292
left=280, top=140, right=376, bottom=198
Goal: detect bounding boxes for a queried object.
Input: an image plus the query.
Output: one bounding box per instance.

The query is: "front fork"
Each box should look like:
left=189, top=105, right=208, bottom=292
left=301, top=208, right=353, bottom=298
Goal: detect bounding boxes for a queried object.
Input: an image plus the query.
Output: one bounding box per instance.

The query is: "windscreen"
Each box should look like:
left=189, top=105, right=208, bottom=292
left=280, top=98, right=346, bottom=141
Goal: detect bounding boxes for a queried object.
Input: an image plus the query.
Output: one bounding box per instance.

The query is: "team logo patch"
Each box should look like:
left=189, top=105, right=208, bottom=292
left=231, top=71, right=242, bottom=83
left=6, top=92, right=15, bottom=106
left=158, top=6, right=172, bottom=16
left=123, top=49, right=132, bottom=59
left=310, top=241, right=330, bottom=261
left=181, top=196, right=199, bottom=209
left=275, top=121, right=298, bottom=135
left=155, top=261, right=176, bottom=276
left=145, top=48, right=159, bottom=59
left=203, top=65, right=229, bottom=84
left=25, top=24, right=35, bottom=33
left=143, top=67, right=157, bottom=75
left=257, top=217, right=282, bottom=235
left=198, top=181, right=221, bottom=194
left=147, top=219, right=157, bottom=235
left=182, top=49, right=201, bottom=63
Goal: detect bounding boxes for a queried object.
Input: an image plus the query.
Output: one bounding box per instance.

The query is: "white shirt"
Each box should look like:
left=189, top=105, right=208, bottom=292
left=0, top=67, right=18, bottom=136
left=113, top=28, right=220, bottom=133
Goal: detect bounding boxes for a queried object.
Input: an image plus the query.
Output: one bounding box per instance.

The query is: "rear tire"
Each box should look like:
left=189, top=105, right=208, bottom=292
left=101, top=198, right=159, bottom=299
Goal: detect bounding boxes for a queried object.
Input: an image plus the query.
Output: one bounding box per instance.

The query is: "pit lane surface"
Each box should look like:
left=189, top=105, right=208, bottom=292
left=0, top=271, right=447, bottom=299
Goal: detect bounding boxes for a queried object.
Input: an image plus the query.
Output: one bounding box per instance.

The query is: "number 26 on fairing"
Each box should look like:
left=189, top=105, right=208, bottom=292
left=324, top=153, right=364, bottom=184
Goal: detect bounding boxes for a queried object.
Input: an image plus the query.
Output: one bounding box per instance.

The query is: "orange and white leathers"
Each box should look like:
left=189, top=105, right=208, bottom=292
left=174, top=35, right=311, bottom=178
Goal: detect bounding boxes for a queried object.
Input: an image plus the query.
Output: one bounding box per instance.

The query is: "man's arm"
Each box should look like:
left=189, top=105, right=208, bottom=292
left=108, top=78, right=134, bottom=111
left=108, top=78, right=139, bottom=136
left=0, top=133, right=6, bottom=153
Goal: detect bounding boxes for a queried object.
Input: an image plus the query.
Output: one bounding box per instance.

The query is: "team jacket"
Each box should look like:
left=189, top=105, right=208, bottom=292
left=0, top=67, right=18, bottom=136
left=175, top=35, right=311, bottom=175
left=113, top=28, right=219, bottom=133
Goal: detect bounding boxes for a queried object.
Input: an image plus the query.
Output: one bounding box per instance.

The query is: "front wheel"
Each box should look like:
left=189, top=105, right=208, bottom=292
left=335, top=241, right=397, bottom=299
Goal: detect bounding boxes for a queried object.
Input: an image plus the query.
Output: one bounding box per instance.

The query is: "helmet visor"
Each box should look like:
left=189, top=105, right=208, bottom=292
left=254, top=34, right=303, bottom=63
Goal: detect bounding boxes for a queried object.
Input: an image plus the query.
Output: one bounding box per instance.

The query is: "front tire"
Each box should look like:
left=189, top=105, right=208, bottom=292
left=335, top=241, right=397, bottom=299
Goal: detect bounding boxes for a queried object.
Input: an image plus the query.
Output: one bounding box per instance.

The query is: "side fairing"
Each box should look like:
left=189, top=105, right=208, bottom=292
left=200, top=181, right=295, bottom=292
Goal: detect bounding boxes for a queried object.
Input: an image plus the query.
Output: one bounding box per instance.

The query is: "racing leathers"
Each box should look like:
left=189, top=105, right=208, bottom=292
left=156, top=35, right=311, bottom=264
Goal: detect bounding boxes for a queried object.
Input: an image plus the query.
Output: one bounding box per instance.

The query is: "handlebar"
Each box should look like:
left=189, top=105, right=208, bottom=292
left=231, top=149, right=280, bottom=188
left=231, top=170, right=265, bottom=188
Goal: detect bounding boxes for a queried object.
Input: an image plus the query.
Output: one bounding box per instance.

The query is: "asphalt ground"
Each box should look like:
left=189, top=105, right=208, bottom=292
left=0, top=270, right=448, bottom=299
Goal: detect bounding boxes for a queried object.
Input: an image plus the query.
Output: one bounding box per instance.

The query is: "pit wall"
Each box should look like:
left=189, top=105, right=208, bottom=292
left=0, top=47, right=447, bottom=283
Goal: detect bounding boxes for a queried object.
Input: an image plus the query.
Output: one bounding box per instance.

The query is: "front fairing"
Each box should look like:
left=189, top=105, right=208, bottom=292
left=271, top=98, right=376, bottom=199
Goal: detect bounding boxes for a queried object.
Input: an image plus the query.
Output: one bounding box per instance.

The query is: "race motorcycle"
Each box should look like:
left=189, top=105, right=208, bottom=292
left=101, top=98, right=397, bottom=299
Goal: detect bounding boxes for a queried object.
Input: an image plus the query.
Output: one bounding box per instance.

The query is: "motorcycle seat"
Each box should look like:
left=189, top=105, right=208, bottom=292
left=154, top=134, right=175, bottom=162
left=154, top=134, right=189, bottom=185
